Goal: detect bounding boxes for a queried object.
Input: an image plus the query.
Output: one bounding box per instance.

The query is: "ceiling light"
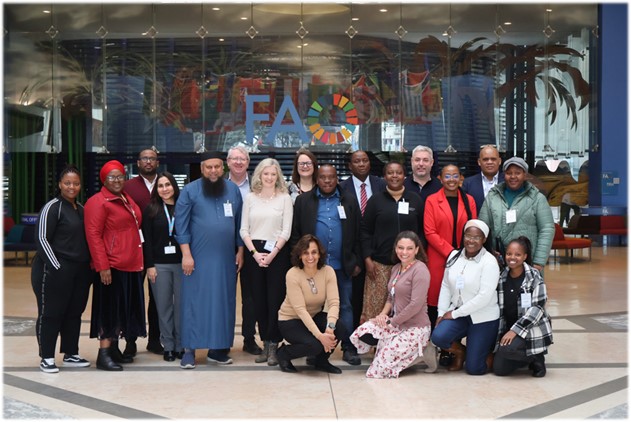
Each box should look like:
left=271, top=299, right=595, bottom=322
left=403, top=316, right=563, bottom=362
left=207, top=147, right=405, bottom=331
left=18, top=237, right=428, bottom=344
left=352, top=17, right=359, bottom=21
left=546, top=8, right=552, bottom=12
left=504, top=21, right=512, bottom=25
left=379, top=9, right=388, bottom=13
left=240, top=17, right=248, bottom=20
left=218, top=38, right=224, bottom=42
left=212, top=7, right=220, bottom=11
left=43, top=10, right=50, bottom=14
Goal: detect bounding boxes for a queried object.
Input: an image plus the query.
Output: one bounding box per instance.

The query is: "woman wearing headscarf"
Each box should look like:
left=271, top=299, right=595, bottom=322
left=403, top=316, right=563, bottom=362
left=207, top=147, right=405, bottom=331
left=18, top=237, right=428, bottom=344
left=84, top=160, right=146, bottom=371
left=429, top=219, right=500, bottom=375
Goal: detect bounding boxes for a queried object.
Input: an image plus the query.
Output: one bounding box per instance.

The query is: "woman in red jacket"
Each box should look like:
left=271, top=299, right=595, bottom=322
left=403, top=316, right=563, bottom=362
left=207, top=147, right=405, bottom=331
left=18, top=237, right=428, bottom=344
left=424, top=164, right=477, bottom=329
left=84, top=160, right=146, bottom=371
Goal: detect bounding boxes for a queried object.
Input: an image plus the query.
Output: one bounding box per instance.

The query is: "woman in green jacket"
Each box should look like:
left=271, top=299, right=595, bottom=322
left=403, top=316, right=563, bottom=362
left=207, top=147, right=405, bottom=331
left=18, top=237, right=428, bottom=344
left=478, top=157, right=554, bottom=271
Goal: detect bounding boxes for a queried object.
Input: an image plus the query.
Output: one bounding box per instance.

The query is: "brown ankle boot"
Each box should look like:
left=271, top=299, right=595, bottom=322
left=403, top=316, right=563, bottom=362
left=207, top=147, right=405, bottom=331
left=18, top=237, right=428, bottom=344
left=485, top=352, right=494, bottom=372
left=446, top=341, right=466, bottom=371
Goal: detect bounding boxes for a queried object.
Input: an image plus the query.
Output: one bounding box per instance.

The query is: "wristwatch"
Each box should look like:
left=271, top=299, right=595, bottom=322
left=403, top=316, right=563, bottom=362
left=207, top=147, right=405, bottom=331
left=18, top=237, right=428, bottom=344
left=327, top=322, right=336, bottom=330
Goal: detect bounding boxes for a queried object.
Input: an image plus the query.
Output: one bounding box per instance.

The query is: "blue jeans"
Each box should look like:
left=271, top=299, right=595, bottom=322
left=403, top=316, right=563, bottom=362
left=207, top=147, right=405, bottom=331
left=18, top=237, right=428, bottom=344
left=431, top=316, right=499, bottom=375
left=335, top=269, right=355, bottom=352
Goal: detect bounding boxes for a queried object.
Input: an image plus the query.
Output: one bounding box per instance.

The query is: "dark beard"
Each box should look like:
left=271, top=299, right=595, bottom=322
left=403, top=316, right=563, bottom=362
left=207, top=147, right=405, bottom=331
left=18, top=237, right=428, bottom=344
left=202, top=177, right=225, bottom=198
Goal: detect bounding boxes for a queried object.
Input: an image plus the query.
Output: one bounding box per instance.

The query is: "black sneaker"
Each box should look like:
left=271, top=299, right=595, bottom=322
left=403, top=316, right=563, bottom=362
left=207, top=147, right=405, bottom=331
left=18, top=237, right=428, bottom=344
left=62, top=354, right=90, bottom=367
left=207, top=350, right=233, bottom=365
left=40, top=359, right=59, bottom=373
left=342, top=350, right=361, bottom=366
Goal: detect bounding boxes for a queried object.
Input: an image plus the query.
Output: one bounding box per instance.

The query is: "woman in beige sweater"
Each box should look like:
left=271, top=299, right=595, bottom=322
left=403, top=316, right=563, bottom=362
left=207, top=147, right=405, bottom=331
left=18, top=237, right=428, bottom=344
left=276, top=234, right=344, bottom=374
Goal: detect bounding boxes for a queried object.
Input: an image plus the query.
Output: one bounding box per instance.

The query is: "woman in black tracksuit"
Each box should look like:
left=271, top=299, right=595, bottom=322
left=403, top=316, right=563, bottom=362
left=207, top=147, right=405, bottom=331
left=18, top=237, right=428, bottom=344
left=31, top=164, right=92, bottom=373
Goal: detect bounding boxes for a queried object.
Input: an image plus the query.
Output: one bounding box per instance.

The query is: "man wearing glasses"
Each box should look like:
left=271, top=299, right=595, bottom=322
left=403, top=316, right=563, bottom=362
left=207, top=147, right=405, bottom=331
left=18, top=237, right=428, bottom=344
left=226, top=145, right=264, bottom=357
left=462, top=144, right=504, bottom=212
left=124, top=148, right=163, bottom=357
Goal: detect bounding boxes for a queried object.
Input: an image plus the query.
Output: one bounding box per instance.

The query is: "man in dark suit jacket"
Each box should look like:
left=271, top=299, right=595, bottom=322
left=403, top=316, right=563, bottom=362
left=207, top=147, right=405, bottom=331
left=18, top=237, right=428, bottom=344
left=462, top=144, right=504, bottom=212
left=339, top=150, right=386, bottom=330
left=291, top=164, right=363, bottom=366
left=124, top=148, right=163, bottom=356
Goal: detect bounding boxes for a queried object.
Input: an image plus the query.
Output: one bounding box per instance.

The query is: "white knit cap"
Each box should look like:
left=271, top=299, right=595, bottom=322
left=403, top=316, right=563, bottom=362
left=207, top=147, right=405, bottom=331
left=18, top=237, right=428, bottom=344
left=464, top=219, right=490, bottom=238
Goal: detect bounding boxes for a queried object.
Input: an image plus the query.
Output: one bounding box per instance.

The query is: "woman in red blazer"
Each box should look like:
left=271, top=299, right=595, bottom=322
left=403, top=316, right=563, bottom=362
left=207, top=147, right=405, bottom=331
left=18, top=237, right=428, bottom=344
left=424, top=164, right=477, bottom=329
left=84, top=160, right=146, bottom=371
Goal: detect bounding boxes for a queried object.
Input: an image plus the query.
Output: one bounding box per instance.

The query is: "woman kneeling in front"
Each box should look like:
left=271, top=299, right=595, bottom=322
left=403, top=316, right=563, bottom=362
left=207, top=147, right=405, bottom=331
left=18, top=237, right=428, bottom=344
left=350, top=231, right=438, bottom=378
left=430, top=219, right=500, bottom=375
left=276, top=234, right=345, bottom=374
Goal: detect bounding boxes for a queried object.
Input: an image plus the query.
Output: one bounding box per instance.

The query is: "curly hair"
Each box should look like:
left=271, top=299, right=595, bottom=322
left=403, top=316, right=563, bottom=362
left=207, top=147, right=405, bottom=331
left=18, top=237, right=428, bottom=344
left=290, top=234, right=326, bottom=269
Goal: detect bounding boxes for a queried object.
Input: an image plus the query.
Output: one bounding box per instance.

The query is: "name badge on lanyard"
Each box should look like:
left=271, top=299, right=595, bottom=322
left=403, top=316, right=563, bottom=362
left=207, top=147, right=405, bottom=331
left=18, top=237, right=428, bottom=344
left=163, top=203, right=176, bottom=254
left=224, top=201, right=233, bottom=217
left=337, top=205, right=347, bottom=219
left=398, top=200, right=409, bottom=215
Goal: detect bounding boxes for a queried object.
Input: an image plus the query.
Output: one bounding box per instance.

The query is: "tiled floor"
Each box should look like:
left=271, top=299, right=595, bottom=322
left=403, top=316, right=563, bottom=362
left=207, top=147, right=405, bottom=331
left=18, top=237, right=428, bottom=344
left=3, top=245, right=628, bottom=419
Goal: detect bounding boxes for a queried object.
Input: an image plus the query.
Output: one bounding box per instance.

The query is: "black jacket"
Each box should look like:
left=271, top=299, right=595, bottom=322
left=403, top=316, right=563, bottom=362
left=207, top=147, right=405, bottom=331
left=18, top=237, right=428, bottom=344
left=290, top=186, right=362, bottom=277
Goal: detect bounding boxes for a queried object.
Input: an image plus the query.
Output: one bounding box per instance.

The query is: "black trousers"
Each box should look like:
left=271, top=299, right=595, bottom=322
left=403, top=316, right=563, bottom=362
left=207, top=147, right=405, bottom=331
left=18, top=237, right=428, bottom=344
left=126, top=270, right=160, bottom=345
left=31, top=255, right=92, bottom=358
left=277, top=311, right=347, bottom=362
left=351, top=269, right=366, bottom=329
left=493, top=335, right=541, bottom=376
left=241, top=240, right=290, bottom=343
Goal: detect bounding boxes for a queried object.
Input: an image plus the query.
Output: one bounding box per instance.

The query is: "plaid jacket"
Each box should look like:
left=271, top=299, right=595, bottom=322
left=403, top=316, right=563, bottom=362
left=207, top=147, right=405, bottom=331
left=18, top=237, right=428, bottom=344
left=495, top=263, right=553, bottom=356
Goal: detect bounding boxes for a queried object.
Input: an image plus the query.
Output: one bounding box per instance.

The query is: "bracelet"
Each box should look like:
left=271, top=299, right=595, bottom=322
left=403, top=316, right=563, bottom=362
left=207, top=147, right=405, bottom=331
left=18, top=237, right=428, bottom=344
left=274, top=245, right=280, bottom=251
left=250, top=249, right=256, bottom=255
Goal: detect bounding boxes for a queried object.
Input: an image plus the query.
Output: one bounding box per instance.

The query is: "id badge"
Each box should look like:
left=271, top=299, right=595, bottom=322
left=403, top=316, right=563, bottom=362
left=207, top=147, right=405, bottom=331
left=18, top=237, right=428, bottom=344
left=139, top=229, right=145, bottom=243
left=398, top=201, right=409, bottom=215
left=263, top=240, right=276, bottom=252
left=455, top=274, right=465, bottom=290
left=506, top=209, right=517, bottom=224
left=224, top=202, right=233, bottom=217
left=164, top=245, right=176, bottom=254
left=520, top=293, right=532, bottom=308
left=337, top=205, right=347, bottom=219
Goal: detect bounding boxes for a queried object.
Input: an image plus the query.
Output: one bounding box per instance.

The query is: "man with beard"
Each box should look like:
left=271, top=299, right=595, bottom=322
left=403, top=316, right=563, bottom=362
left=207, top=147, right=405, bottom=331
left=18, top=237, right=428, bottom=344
left=124, top=148, right=162, bottom=356
left=175, top=152, right=244, bottom=369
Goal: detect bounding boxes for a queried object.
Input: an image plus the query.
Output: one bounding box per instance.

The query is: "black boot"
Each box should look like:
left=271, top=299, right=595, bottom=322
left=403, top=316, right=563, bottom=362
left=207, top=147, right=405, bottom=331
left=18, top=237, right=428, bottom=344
left=97, top=348, right=123, bottom=371
left=109, top=344, right=133, bottom=364
left=529, top=354, right=546, bottom=378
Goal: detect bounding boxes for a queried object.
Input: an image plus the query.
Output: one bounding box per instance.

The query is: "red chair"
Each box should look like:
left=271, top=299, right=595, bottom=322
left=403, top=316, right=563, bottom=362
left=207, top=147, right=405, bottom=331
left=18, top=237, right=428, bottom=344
left=550, top=223, right=592, bottom=262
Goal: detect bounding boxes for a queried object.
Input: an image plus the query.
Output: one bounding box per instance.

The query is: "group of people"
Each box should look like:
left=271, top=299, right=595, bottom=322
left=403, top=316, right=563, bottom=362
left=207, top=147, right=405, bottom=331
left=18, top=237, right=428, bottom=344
left=31, top=143, right=553, bottom=379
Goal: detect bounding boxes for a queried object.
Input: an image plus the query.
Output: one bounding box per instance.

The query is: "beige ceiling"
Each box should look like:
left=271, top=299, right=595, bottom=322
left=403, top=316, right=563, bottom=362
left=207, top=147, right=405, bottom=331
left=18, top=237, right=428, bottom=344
left=5, top=2, right=598, bottom=46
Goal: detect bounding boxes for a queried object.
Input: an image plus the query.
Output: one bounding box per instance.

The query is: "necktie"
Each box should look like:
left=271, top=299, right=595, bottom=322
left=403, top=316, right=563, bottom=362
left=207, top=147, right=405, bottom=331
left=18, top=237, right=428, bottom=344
left=360, top=183, right=368, bottom=216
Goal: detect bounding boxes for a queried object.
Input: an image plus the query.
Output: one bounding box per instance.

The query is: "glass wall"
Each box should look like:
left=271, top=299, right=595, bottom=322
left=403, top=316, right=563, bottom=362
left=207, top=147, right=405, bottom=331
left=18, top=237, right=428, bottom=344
left=3, top=2, right=599, bottom=218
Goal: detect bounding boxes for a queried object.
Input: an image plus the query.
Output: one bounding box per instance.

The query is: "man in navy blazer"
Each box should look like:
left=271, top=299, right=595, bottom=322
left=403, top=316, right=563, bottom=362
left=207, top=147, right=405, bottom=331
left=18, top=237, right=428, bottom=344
left=339, top=150, right=386, bottom=332
left=462, top=144, right=504, bottom=212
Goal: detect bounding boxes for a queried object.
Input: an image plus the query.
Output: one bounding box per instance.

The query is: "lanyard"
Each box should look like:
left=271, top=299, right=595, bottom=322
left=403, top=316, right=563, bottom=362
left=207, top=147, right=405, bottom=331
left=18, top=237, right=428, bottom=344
left=120, top=194, right=140, bottom=230
left=390, top=260, right=415, bottom=296
left=163, top=203, right=175, bottom=238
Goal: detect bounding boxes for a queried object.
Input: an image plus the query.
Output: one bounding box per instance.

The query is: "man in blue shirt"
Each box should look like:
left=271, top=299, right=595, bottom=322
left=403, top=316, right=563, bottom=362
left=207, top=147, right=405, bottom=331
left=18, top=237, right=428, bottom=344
left=290, top=164, right=363, bottom=365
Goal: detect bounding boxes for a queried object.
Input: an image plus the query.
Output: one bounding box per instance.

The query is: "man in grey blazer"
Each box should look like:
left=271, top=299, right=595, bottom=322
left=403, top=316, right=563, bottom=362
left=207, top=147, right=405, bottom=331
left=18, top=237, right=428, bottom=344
left=339, top=150, right=386, bottom=331
left=462, top=145, right=504, bottom=212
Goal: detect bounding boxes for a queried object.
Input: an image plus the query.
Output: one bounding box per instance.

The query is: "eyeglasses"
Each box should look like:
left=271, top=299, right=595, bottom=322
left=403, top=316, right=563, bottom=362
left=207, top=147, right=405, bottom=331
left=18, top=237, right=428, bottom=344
left=106, top=175, right=125, bottom=182
left=139, top=157, right=157, bottom=163
left=297, top=161, right=313, bottom=168
left=464, top=234, right=484, bottom=242
left=229, top=157, right=247, bottom=162
left=441, top=174, right=460, bottom=180
left=307, top=277, right=318, bottom=294
left=479, top=144, right=498, bottom=150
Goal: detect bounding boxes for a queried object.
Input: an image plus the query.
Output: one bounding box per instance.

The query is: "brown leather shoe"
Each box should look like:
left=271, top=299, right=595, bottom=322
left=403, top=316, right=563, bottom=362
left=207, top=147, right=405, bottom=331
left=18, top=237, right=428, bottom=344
left=446, top=341, right=466, bottom=371
left=486, top=353, right=494, bottom=372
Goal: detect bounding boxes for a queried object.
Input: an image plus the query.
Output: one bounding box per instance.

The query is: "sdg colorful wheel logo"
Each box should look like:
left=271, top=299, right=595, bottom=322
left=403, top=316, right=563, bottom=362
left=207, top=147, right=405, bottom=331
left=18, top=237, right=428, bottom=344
left=306, top=94, right=358, bottom=144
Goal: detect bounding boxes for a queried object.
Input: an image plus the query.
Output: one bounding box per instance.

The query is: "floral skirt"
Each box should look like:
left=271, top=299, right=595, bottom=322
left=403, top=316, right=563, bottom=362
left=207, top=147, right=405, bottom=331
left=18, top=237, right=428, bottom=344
left=350, top=320, right=431, bottom=379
